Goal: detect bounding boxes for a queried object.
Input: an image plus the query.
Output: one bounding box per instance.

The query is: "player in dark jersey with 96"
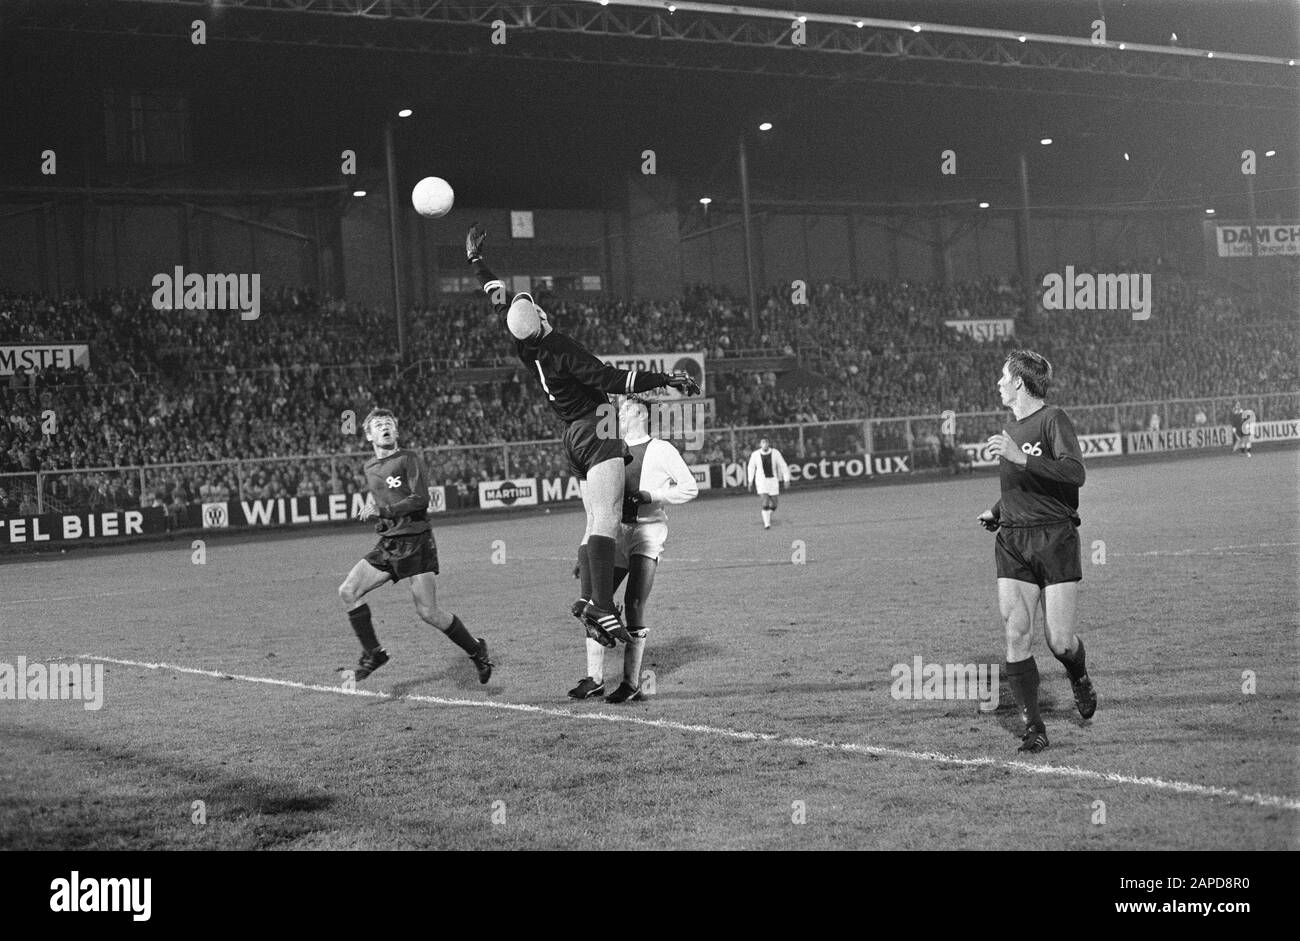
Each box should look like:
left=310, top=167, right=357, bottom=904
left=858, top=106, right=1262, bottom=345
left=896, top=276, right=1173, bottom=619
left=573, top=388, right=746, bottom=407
left=977, top=350, right=1097, bottom=753
left=466, top=222, right=698, bottom=664
left=336, top=408, right=492, bottom=684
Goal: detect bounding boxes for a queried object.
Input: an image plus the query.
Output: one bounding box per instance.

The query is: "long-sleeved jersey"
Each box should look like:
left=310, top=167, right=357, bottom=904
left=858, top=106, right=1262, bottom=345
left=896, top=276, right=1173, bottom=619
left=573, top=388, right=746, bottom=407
left=365, top=448, right=430, bottom=537
left=992, top=405, right=1085, bottom=527
left=624, top=433, right=699, bottom=524
left=747, top=448, right=791, bottom=486
left=473, top=259, right=672, bottom=423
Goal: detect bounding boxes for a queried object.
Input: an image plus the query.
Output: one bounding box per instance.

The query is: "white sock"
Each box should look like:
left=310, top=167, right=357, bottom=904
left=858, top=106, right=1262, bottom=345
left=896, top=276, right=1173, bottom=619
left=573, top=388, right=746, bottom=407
left=624, top=631, right=647, bottom=688
left=761, top=509, right=772, bottom=526
left=585, top=638, right=605, bottom=684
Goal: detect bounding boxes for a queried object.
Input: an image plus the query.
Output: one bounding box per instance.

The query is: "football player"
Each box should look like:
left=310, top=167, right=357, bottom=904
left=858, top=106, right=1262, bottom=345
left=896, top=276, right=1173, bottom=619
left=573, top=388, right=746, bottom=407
left=1230, top=401, right=1255, bottom=457
left=746, top=438, right=791, bottom=528
left=466, top=223, right=698, bottom=655
left=336, top=409, right=492, bottom=684
left=568, top=395, right=699, bottom=703
left=977, top=351, right=1096, bottom=753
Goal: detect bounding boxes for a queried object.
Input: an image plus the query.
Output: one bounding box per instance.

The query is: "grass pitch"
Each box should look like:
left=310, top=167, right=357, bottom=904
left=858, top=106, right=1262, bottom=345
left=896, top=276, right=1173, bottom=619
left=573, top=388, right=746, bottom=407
left=2, top=450, right=1297, bottom=850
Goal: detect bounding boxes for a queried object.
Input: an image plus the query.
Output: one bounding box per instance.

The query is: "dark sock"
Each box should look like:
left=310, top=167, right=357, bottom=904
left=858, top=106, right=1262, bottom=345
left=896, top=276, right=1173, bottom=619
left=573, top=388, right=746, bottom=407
left=443, top=615, right=480, bottom=655
left=1055, top=636, right=1088, bottom=681
left=348, top=604, right=380, bottom=651
left=578, top=544, right=592, bottom=599
left=1006, top=657, right=1042, bottom=727
left=587, top=535, right=616, bottom=609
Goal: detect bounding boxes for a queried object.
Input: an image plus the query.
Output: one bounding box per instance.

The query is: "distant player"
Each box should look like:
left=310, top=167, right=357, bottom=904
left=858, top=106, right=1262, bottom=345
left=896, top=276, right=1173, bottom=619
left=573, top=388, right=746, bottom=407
left=466, top=224, right=698, bottom=655
left=977, top=351, right=1096, bottom=753
left=747, top=438, right=790, bottom=528
left=1230, top=401, right=1255, bottom=457
left=336, top=409, right=493, bottom=684
left=569, top=396, right=699, bottom=703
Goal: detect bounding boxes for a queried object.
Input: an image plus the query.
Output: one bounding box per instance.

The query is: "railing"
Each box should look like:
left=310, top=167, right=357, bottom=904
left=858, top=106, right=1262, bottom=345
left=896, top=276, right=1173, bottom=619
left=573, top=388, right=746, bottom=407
left=2, top=391, right=1295, bottom=516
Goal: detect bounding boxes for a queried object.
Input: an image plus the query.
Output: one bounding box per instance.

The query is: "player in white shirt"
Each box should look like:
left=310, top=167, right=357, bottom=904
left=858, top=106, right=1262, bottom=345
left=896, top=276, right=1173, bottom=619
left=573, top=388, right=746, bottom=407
left=1230, top=402, right=1255, bottom=456
left=747, top=438, right=791, bottom=529
left=569, top=395, right=699, bottom=703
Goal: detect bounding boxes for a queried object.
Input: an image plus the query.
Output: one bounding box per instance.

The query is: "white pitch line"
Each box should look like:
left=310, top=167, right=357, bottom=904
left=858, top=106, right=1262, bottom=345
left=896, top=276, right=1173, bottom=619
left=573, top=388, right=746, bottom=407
left=83, top=654, right=1300, bottom=813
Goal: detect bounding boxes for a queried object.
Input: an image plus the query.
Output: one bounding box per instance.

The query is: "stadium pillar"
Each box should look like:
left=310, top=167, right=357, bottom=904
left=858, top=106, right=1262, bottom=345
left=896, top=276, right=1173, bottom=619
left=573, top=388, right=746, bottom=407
left=845, top=213, right=859, bottom=283
left=1016, top=152, right=1034, bottom=317
left=1243, top=171, right=1263, bottom=312
left=384, top=120, right=407, bottom=361
left=738, top=133, right=759, bottom=331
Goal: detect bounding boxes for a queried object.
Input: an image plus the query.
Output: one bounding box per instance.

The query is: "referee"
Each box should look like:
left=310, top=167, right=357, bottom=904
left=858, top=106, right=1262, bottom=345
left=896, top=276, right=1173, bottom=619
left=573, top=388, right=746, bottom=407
left=978, top=350, right=1097, bottom=753
left=467, top=224, right=697, bottom=650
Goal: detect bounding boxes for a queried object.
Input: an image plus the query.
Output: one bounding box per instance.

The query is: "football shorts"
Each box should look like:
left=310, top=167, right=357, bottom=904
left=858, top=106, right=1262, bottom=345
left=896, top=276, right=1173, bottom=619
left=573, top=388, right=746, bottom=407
left=365, top=531, right=440, bottom=582
left=616, top=520, right=668, bottom=568
left=995, top=520, right=1081, bottom=588
left=564, top=412, right=631, bottom=480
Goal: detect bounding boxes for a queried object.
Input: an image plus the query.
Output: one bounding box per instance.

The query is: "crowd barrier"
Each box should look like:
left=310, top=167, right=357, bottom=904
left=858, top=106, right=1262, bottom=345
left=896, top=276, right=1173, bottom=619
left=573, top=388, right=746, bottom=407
left=1, top=421, right=1294, bottom=548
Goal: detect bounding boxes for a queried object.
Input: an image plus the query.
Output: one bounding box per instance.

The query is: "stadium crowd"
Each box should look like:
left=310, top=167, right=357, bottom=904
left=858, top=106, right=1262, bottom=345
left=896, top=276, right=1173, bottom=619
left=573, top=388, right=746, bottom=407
left=1, top=269, right=1294, bottom=514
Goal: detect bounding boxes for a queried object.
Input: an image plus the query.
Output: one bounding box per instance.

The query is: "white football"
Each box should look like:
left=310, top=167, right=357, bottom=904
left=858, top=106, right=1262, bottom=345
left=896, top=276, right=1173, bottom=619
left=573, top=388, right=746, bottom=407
left=411, top=176, right=455, bottom=218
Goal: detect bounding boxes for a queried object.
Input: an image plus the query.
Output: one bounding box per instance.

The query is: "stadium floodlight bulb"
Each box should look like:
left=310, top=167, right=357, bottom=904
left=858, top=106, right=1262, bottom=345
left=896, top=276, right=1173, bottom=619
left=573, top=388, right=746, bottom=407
left=397, top=109, right=413, bottom=118
left=1205, top=208, right=1215, bottom=215
left=1123, top=152, right=1130, bottom=161
left=699, top=196, right=712, bottom=206
left=353, top=190, right=367, bottom=197
left=978, top=201, right=990, bottom=209
left=1290, top=60, right=1296, bottom=66
left=1018, top=35, right=1027, bottom=43
left=855, top=21, right=864, bottom=28
left=1206, top=52, right=1214, bottom=58
left=798, top=16, right=807, bottom=23
left=911, top=24, right=922, bottom=32
left=1265, top=150, right=1277, bottom=157
left=1040, top=138, right=1053, bottom=146
left=1118, top=43, right=1126, bottom=50
left=668, top=4, right=676, bottom=11
left=759, top=122, right=773, bottom=131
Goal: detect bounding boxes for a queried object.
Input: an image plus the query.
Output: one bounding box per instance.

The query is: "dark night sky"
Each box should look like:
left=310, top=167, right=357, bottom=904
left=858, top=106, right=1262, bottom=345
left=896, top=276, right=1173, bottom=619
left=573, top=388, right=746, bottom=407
left=2, top=0, right=1296, bottom=216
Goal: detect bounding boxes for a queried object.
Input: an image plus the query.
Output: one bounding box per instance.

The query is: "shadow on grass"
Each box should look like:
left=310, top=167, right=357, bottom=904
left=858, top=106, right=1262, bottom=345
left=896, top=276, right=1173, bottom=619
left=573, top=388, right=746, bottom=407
left=642, top=635, right=723, bottom=681
left=0, top=723, right=336, bottom=849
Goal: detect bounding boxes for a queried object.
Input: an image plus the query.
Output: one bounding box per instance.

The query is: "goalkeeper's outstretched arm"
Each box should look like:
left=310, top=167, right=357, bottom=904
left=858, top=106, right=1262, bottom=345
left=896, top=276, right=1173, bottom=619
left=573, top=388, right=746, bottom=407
left=466, top=223, right=509, bottom=317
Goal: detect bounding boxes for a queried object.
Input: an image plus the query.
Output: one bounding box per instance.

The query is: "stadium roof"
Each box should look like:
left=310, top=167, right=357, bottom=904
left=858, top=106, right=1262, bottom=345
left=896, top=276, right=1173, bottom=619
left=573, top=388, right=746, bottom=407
left=2, top=0, right=1296, bottom=217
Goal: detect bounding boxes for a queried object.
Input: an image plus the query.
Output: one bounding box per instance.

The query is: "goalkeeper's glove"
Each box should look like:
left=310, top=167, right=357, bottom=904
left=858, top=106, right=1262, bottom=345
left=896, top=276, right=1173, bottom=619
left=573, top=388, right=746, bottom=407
left=466, top=223, right=486, bottom=265
left=977, top=509, right=1000, bottom=532
left=663, top=371, right=700, bottom=396
left=621, top=490, right=651, bottom=524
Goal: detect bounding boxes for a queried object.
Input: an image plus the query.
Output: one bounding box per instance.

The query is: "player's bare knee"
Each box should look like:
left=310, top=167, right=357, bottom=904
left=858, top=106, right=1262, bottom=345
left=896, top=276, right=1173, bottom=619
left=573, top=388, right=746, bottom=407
left=413, top=600, right=438, bottom=626
left=338, top=582, right=358, bottom=607
left=1002, top=612, right=1032, bottom=643
left=1044, top=627, right=1075, bottom=657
